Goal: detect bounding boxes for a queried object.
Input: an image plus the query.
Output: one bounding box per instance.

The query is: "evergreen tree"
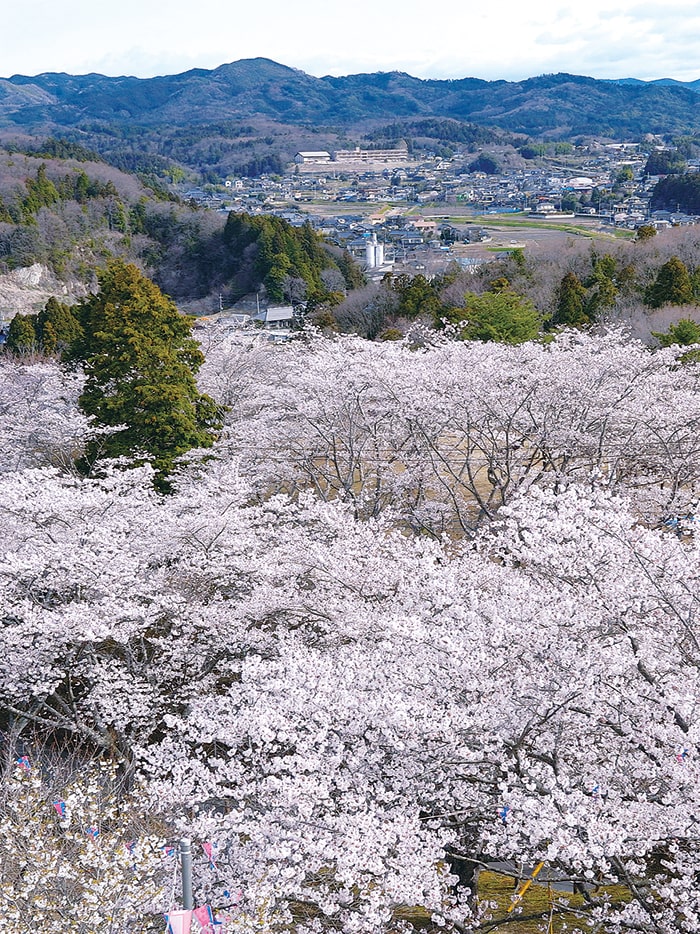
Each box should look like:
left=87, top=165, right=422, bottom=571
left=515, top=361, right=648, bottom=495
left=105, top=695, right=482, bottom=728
left=40, top=321, right=58, bottom=355
left=337, top=250, right=367, bottom=290
left=0, top=193, right=13, bottom=224
left=264, top=252, right=292, bottom=302
left=391, top=273, right=442, bottom=320
left=468, top=153, right=500, bottom=174
left=5, top=314, right=38, bottom=353
left=445, top=289, right=541, bottom=344
left=22, top=164, right=59, bottom=220
left=36, top=297, right=83, bottom=355
left=635, top=224, right=657, bottom=242
left=643, top=149, right=686, bottom=176
left=551, top=272, right=589, bottom=328
left=73, top=260, right=222, bottom=488
left=652, top=317, right=700, bottom=347
left=652, top=317, right=700, bottom=363
left=586, top=255, right=619, bottom=315
left=587, top=273, right=618, bottom=315
left=645, top=255, right=694, bottom=308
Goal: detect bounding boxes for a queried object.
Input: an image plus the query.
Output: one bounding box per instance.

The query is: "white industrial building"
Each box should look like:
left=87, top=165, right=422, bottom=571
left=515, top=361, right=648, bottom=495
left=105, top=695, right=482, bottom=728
left=333, top=145, right=410, bottom=164
left=365, top=232, right=385, bottom=269
left=294, top=151, right=332, bottom=164
left=363, top=233, right=393, bottom=280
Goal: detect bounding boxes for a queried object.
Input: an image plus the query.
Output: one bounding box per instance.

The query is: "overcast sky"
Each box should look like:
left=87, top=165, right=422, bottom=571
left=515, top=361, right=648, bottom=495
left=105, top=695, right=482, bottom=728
left=4, top=0, right=700, bottom=83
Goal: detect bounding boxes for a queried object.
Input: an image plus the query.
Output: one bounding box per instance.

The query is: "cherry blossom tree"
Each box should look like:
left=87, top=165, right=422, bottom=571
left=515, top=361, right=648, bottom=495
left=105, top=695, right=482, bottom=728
left=0, top=755, right=167, bottom=933
left=0, top=356, right=90, bottom=474
left=2, top=328, right=700, bottom=932
left=200, top=330, right=700, bottom=535
left=2, top=456, right=700, bottom=931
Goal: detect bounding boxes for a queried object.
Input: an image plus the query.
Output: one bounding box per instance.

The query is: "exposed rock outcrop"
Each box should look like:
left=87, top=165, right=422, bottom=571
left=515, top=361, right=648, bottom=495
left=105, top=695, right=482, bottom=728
left=0, top=264, right=89, bottom=322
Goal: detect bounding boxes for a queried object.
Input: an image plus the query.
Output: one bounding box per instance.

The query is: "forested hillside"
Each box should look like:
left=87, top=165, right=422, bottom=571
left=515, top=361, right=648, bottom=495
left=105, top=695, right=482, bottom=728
left=0, top=146, right=360, bottom=314
left=4, top=60, right=700, bottom=137
left=322, top=224, right=700, bottom=344
left=651, top=172, right=700, bottom=214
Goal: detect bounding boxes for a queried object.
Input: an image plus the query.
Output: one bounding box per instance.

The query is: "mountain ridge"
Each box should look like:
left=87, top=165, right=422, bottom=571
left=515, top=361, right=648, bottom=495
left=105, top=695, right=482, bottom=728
left=2, top=59, right=700, bottom=138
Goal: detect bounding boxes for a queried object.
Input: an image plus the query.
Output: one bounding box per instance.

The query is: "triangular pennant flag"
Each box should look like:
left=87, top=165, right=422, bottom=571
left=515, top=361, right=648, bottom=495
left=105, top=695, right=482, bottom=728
left=497, top=804, right=510, bottom=825
left=193, top=905, right=215, bottom=932
left=202, top=841, right=217, bottom=869
left=164, top=909, right=193, bottom=934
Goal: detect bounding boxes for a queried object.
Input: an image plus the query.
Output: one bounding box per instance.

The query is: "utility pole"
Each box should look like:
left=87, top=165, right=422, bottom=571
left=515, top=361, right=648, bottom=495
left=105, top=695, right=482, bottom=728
left=180, top=838, right=194, bottom=910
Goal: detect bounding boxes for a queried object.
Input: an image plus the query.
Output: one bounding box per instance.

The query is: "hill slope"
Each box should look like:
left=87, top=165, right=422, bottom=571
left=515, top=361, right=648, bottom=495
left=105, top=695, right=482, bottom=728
left=2, top=60, right=700, bottom=139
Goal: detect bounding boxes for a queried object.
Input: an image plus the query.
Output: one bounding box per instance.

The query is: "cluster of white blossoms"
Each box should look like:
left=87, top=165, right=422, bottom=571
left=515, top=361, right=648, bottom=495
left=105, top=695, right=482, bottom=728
left=2, top=329, right=700, bottom=932
left=0, top=758, right=167, bottom=933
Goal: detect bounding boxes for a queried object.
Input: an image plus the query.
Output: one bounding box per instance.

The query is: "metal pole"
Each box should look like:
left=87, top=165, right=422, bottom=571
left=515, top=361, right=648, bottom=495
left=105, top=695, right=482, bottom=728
left=180, top=838, right=194, bottom=910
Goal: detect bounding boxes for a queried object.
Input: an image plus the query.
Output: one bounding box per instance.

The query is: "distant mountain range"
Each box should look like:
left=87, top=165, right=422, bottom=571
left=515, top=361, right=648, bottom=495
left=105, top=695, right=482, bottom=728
left=2, top=59, right=700, bottom=139
left=615, top=76, right=700, bottom=93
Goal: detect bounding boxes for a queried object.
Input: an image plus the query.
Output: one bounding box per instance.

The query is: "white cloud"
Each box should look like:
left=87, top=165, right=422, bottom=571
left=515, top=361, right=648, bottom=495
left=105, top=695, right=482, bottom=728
left=3, top=0, right=700, bottom=83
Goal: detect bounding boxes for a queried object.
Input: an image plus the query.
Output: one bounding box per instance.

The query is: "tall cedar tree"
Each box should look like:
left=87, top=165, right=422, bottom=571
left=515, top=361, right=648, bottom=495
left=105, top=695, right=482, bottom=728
left=5, top=298, right=82, bottom=356
left=74, top=260, right=222, bottom=488
left=5, top=313, right=38, bottom=353
left=551, top=271, right=589, bottom=328
left=37, top=297, right=83, bottom=353
left=645, top=255, right=694, bottom=308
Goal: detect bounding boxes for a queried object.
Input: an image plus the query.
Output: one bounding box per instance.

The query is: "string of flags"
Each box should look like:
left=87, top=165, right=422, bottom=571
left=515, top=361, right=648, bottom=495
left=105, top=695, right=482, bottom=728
left=194, top=904, right=218, bottom=931
left=11, top=748, right=700, bottom=934
left=163, top=845, right=231, bottom=933
left=14, top=756, right=103, bottom=843
left=162, top=841, right=243, bottom=933
left=52, top=797, right=101, bottom=838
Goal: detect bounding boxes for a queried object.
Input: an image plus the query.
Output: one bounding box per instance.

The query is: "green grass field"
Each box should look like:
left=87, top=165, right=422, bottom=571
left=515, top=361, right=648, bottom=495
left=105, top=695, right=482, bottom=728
left=443, top=214, right=634, bottom=241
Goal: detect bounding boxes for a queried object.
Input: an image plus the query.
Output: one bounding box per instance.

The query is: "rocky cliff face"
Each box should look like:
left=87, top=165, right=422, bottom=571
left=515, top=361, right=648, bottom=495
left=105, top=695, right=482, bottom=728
left=0, top=264, right=89, bottom=323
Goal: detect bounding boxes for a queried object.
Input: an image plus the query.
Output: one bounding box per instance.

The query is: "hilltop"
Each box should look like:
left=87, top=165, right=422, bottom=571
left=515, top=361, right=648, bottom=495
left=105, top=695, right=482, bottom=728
left=3, top=61, right=700, bottom=137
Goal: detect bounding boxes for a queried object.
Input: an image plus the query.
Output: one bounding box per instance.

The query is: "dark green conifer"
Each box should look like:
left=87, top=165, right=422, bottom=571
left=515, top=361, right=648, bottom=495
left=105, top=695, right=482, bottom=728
left=73, top=260, right=222, bottom=489
left=645, top=256, right=694, bottom=308
left=445, top=289, right=541, bottom=344
left=5, top=314, right=38, bottom=353
left=551, top=272, right=589, bottom=328
left=37, top=297, right=83, bottom=354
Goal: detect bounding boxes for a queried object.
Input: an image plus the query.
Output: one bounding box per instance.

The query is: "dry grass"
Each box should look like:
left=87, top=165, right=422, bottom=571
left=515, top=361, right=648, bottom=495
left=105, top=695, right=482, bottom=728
left=391, top=870, right=630, bottom=934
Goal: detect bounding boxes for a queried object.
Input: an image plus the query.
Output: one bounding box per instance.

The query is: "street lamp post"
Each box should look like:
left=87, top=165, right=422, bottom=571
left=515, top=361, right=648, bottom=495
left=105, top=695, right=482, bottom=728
left=180, top=838, right=194, bottom=910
